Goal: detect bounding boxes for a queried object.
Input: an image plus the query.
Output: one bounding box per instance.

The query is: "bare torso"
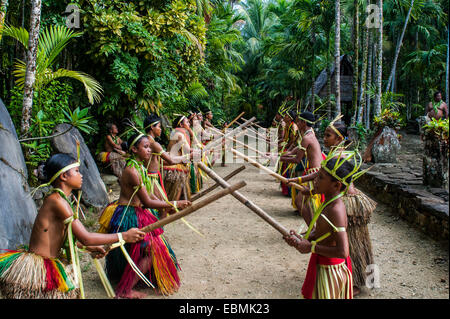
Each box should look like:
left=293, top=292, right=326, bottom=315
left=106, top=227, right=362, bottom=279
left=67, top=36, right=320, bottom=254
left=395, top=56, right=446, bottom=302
left=28, top=193, right=71, bottom=259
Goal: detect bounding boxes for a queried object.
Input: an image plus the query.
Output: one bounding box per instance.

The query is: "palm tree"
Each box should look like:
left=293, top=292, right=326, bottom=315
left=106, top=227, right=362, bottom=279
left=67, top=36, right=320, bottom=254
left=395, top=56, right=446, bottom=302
left=0, top=0, right=8, bottom=41
left=334, top=0, right=341, bottom=116
left=385, top=0, right=417, bottom=93
left=352, top=0, right=360, bottom=120
left=294, top=0, right=323, bottom=111
left=374, top=0, right=383, bottom=116
left=3, top=24, right=103, bottom=136
left=20, top=0, right=41, bottom=136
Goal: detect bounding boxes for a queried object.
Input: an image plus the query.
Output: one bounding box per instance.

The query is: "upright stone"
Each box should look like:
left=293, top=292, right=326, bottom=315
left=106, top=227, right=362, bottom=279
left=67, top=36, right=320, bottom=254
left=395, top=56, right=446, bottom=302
left=423, top=133, right=449, bottom=191
left=0, top=98, right=37, bottom=249
left=51, top=123, right=109, bottom=208
left=372, top=126, right=401, bottom=163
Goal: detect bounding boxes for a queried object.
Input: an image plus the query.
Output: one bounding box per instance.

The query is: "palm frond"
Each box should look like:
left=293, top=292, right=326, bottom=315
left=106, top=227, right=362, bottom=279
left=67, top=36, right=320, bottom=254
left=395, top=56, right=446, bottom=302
left=46, top=69, right=103, bottom=104
left=2, top=25, right=29, bottom=49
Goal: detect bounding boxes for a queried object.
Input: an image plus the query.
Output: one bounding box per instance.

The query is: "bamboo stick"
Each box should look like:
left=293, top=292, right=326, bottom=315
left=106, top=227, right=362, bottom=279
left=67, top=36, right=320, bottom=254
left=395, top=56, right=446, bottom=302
left=191, top=165, right=246, bottom=201
left=139, top=181, right=246, bottom=233
left=197, top=162, right=290, bottom=236
left=241, top=117, right=265, bottom=130
left=224, top=112, right=246, bottom=129
left=209, top=127, right=271, bottom=159
left=230, top=148, right=305, bottom=191
left=236, top=122, right=269, bottom=141
left=204, top=117, right=256, bottom=152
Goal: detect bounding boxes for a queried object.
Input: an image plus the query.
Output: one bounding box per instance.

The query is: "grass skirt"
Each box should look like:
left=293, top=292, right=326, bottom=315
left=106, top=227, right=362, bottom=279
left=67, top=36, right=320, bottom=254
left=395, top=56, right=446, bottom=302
left=98, top=204, right=180, bottom=296
left=303, top=253, right=353, bottom=299
left=0, top=249, right=79, bottom=299
left=163, top=164, right=190, bottom=200
left=97, top=151, right=126, bottom=179
left=342, top=189, right=377, bottom=287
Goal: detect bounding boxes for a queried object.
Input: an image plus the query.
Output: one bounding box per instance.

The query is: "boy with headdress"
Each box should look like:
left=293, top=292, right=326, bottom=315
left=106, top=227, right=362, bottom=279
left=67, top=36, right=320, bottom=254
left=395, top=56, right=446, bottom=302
left=280, top=111, right=325, bottom=213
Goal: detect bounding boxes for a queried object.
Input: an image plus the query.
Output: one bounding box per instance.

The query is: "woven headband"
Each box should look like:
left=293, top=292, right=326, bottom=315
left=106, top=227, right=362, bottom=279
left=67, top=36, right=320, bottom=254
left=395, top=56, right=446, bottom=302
left=130, top=133, right=146, bottom=149
left=145, top=120, right=161, bottom=131
left=328, top=114, right=345, bottom=140
left=30, top=141, right=81, bottom=197
left=177, top=116, right=186, bottom=127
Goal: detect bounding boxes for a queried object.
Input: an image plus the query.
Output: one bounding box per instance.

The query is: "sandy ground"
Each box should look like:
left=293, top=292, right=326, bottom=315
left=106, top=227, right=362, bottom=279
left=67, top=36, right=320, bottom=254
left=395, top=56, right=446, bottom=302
left=81, top=159, right=449, bottom=300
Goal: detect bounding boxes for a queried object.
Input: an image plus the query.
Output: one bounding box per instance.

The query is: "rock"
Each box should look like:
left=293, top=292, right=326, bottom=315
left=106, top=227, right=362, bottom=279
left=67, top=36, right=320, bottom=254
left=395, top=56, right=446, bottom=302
left=0, top=98, right=19, bottom=139
left=101, top=174, right=118, bottom=186
left=0, top=99, right=37, bottom=249
left=372, top=126, right=401, bottom=163
left=51, top=123, right=109, bottom=208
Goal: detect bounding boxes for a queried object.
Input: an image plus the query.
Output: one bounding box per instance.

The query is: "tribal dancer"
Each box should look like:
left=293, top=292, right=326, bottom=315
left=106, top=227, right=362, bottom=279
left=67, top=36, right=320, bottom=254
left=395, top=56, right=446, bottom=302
left=97, top=123, right=127, bottom=179
left=284, top=148, right=369, bottom=299
left=163, top=115, right=193, bottom=201
left=280, top=111, right=325, bottom=213
left=98, top=133, right=191, bottom=298
left=278, top=109, right=299, bottom=198
left=0, top=152, right=144, bottom=299
left=288, top=116, right=377, bottom=295
left=144, top=113, right=195, bottom=219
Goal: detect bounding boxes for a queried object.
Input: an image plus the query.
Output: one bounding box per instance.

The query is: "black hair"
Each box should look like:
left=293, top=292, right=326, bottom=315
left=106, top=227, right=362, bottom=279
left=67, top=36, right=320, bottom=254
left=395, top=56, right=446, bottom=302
left=144, top=114, right=162, bottom=133
left=106, top=123, right=116, bottom=131
left=38, top=153, right=77, bottom=184
left=331, top=121, right=351, bottom=146
left=287, top=109, right=297, bottom=120
left=324, top=156, right=358, bottom=190
left=172, top=115, right=186, bottom=128
left=125, top=133, right=147, bottom=153
left=298, top=111, right=315, bottom=126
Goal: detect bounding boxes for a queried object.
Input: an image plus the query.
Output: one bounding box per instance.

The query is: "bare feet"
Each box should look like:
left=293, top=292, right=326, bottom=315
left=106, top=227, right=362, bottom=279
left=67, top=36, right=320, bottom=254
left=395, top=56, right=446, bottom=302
left=117, top=290, right=148, bottom=299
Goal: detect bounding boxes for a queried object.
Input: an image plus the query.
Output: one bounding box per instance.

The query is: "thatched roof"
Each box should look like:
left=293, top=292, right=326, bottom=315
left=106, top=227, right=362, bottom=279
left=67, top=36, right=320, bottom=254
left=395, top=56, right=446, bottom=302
left=306, top=54, right=354, bottom=104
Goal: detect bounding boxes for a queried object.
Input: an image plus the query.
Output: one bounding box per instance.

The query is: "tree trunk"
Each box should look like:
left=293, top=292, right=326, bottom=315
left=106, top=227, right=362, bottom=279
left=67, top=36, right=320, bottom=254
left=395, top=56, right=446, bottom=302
left=374, top=0, right=383, bottom=117
left=446, top=26, right=449, bottom=107
left=385, top=0, right=414, bottom=93
left=357, top=21, right=369, bottom=124
left=352, top=0, right=359, bottom=124
left=326, top=34, right=332, bottom=119
left=365, top=31, right=373, bottom=129
left=310, top=28, right=316, bottom=112
left=20, top=0, right=42, bottom=136
left=0, top=0, right=8, bottom=41
left=334, top=0, right=341, bottom=117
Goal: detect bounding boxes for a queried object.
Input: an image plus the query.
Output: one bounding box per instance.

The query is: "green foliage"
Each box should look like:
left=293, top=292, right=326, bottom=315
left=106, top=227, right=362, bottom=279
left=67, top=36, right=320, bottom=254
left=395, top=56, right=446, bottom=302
left=2, top=24, right=103, bottom=104
left=349, top=122, right=369, bottom=147
left=8, top=79, right=97, bottom=185
left=75, top=0, right=207, bottom=120
left=373, top=108, right=405, bottom=129
left=422, top=118, right=449, bottom=143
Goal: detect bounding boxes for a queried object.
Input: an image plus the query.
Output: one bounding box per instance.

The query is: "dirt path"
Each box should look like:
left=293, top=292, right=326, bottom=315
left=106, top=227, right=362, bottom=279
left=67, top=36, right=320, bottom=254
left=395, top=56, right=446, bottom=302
left=82, top=160, right=449, bottom=299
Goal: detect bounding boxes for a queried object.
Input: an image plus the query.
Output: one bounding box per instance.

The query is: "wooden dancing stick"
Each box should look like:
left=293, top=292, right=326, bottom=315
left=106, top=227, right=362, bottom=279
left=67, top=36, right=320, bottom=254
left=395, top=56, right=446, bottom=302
left=241, top=117, right=265, bottom=130
left=140, top=181, right=246, bottom=234
left=204, top=116, right=256, bottom=152
left=224, top=111, right=246, bottom=130
left=191, top=165, right=246, bottom=201
left=230, top=148, right=304, bottom=191
left=209, top=127, right=271, bottom=159
left=197, top=162, right=289, bottom=236
left=236, top=120, right=269, bottom=141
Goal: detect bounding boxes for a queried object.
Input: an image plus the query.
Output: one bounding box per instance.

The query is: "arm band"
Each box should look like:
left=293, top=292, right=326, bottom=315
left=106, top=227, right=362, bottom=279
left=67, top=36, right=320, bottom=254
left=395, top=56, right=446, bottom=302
left=311, top=241, right=317, bottom=253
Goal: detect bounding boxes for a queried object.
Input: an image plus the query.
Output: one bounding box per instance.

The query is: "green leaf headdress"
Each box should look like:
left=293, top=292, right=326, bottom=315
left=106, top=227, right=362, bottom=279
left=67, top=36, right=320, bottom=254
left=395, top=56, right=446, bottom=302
left=328, top=113, right=345, bottom=140
left=320, top=146, right=370, bottom=192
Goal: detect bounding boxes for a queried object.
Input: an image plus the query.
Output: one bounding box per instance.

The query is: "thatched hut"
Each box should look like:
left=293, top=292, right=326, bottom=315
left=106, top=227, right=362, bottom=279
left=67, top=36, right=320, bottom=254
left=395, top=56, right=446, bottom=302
left=306, top=54, right=354, bottom=122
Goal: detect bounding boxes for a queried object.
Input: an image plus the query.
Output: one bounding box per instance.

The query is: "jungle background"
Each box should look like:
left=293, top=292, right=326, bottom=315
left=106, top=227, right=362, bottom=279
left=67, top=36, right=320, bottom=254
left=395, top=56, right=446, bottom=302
left=0, top=0, right=448, bottom=186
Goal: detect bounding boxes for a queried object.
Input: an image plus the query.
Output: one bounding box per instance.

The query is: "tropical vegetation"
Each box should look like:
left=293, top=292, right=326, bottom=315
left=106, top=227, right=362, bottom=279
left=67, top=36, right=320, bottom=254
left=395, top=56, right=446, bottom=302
left=0, top=0, right=448, bottom=183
